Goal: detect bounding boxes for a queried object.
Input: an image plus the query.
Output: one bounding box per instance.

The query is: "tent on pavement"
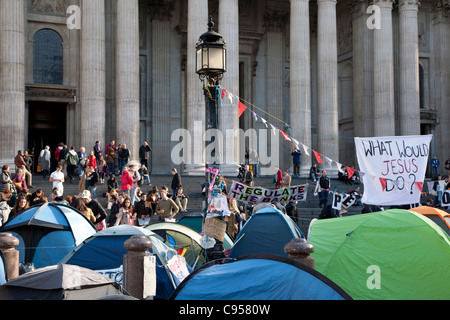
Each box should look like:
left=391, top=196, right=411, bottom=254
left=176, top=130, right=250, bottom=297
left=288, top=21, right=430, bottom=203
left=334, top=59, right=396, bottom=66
left=177, top=212, right=204, bottom=233
left=0, top=263, right=129, bottom=300
left=229, top=207, right=304, bottom=258
left=61, top=225, right=192, bottom=300
left=0, top=203, right=97, bottom=269
left=307, top=209, right=450, bottom=300
left=145, top=222, right=208, bottom=269
left=170, top=254, right=352, bottom=300
left=409, top=206, right=450, bottom=236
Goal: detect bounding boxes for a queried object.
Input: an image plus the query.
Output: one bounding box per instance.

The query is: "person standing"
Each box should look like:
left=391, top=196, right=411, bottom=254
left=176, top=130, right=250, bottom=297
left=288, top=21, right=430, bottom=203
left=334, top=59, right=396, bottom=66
left=274, top=166, right=283, bottom=189
left=120, top=166, right=133, bottom=197
left=282, top=169, right=291, bottom=188
left=38, top=146, right=52, bottom=179
left=93, top=141, right=102, bottom=166
left=310, top=163, right=320, bottom=182
left=430, top=155, right=440, bottom=178
left=77, top=147, right=88, bottom=178
left=65, top=146, right=79, bottom=183
left=171, top=168, right=182, bottom=199
left=129, top=165, right=141, bottom=205
left=241, top=164, right=253, bottom=186
left=50, top=164, right=65, bottom=196
left=139, top=141, right=152, bottom=168
left=14, top=150, right=34, bottom=188
left=291, top=146, right=302, bottom=178
left=85, top=166, right=99, bottom=199
left=319, top=170, right=330, bottom=208
left=0, top=165, right=12, bottom=193
left=118, top=144, right=130, bottom=175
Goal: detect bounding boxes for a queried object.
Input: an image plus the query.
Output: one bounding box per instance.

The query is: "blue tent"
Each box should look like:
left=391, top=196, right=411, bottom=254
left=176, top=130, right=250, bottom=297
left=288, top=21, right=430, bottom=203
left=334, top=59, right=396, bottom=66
left=229, top=207, right=304, bottom=258
left=0, top=203, right=97, bottom=269
left=61, top=225, right=192, bottom=300
left=171, top=254, right=352, bottom=300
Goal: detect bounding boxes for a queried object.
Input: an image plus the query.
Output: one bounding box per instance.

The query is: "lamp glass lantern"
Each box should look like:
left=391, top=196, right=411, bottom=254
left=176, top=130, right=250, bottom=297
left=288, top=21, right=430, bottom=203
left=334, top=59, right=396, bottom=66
left=196, top=18, right=227, bottom=83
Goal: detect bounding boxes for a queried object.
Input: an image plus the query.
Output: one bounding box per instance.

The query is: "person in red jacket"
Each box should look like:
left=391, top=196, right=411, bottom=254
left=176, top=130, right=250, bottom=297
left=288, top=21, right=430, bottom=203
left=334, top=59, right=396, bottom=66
left=87, top=150, right=97, bottom=170
left=121, top=166, right=133, bottom=197
left=274, top=166, right=283, bottom=189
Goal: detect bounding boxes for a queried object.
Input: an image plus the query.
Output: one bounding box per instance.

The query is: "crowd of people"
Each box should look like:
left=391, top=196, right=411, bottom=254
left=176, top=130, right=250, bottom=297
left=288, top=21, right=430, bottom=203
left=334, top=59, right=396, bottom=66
left=0, top=140, right=196, bottom=232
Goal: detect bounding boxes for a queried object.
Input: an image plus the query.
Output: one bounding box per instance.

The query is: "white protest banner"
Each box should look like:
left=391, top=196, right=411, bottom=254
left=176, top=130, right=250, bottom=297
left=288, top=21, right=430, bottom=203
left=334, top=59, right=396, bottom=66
left=229, top=181, right=307, bottom=204
left=355, top=135, right=432, bottom=206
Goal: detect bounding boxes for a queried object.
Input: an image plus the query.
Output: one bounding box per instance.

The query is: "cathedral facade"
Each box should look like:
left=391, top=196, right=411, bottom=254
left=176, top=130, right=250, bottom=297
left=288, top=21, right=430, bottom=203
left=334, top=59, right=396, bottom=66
left=0, top=0, right=448, bottom=175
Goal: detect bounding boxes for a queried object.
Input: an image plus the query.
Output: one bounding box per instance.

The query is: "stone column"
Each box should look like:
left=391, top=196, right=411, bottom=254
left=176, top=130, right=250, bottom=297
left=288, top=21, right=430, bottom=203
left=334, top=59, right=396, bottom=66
left=352, top=0, right=374, bottom=138
left=373, top=0, right=395, bottom=136
left=264, top=10, right=288, bottom=172
left=290, top=0, right=312, bottom=174
left=184, top=0, right=208, bottom=175
left=398, top=0, right=420, bottom=136
left=151, top=8, right=173, bottom=173
left=433, top=4, right=450, bottom=160
left=317, top=0, right=339, bottom=165
left=0, top=0, right=25, bottom=167
left=219, top=0, right=239, bottom=176
left=116, top=0, right=140, bottom=161
left=81, top=0, right=105, bottom=150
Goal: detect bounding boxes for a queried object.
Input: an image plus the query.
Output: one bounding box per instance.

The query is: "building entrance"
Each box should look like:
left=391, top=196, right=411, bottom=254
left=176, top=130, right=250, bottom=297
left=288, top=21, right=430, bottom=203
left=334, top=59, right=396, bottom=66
left=28, top=101, right=67, bottom=166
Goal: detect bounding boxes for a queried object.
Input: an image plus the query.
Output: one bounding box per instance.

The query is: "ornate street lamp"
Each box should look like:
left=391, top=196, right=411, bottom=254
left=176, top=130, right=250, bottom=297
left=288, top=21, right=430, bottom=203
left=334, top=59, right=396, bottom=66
left=196, top=16, right=227, bottom=85
left=196, top=17, right=227, bottom=262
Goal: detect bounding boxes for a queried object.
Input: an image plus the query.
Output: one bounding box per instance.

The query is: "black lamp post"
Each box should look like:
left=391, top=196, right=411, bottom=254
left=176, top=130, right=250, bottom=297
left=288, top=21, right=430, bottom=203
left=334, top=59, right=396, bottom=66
left=196, top=16, right=227, bottom=131
left=196, top=17, right=227, bottom=261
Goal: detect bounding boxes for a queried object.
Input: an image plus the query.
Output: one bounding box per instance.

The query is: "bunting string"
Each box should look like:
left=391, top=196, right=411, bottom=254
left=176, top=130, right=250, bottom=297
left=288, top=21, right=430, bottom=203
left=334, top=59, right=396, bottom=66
left=217, top=86, right=430, bottom=192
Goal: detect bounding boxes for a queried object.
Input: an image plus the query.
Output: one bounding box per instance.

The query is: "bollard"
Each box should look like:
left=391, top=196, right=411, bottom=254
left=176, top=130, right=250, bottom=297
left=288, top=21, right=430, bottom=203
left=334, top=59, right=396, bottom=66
left=123, top=235, right=156, bottom=300
left=284, top=238, right=315, bottom=270
left=0, top=233, right=20, bottom=281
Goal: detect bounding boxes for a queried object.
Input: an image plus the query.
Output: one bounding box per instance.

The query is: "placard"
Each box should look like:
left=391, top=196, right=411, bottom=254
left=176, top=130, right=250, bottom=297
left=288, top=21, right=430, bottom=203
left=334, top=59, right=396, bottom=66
left=355, top=135, right=432, bottom=206
left=204, top=217, right=227, bottom=242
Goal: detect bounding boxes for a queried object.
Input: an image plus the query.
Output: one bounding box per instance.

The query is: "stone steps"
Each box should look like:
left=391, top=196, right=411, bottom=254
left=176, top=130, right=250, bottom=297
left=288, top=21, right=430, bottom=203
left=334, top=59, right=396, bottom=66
left=28, top=172, right=365, bottom=235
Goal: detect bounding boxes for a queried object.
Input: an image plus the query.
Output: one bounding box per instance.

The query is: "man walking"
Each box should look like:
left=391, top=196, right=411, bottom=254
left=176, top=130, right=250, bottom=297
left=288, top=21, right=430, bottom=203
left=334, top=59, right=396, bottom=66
left=50, top=164, right=65, bottom=196
left=65, top=146, right=79, bottom=183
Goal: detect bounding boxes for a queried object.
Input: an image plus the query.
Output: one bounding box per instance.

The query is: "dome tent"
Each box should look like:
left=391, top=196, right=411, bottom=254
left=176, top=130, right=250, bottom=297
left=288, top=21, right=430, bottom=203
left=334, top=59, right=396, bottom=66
left=308, top=209, right=450, bottom=300
left=0, top=263, right=129, bottom=300
left=170, top=254, right=352, bottom=300
left=409, top=206, right=450, bottom=236
left=0, top=203, right=97, bottom=269
left=229, top=207, right=303, bottom=258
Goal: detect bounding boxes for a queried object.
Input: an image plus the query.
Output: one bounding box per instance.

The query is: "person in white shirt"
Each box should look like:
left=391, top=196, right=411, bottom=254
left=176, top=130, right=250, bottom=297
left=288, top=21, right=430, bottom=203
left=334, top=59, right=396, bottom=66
left=49, top=164, right=65, bottom=196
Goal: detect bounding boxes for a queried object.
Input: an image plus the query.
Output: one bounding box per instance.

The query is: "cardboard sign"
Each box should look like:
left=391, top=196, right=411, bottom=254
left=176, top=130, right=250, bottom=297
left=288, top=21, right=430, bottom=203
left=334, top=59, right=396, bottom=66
left=204, top=217, right=227, bottom=242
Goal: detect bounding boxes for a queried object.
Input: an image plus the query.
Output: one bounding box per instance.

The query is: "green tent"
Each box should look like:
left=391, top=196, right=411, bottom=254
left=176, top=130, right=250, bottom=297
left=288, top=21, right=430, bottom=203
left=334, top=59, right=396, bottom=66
left=307, top=209, right=450, bottom=300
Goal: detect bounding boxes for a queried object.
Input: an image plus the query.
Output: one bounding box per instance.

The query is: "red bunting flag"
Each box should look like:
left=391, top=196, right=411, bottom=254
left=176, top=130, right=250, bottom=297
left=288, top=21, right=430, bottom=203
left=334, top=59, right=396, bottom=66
left=379, top=178, right=387, bottom=191
left=238, top=101, right=247, bottom=117
left=221, top=89, right=227, bottom=100
left=415, top=182, right=423, bottom=192
left=279, top=130, right=292, bottom=142
left=346, top=166, right=355, bottom=179
left=313, top=151, right=324, bottom=164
